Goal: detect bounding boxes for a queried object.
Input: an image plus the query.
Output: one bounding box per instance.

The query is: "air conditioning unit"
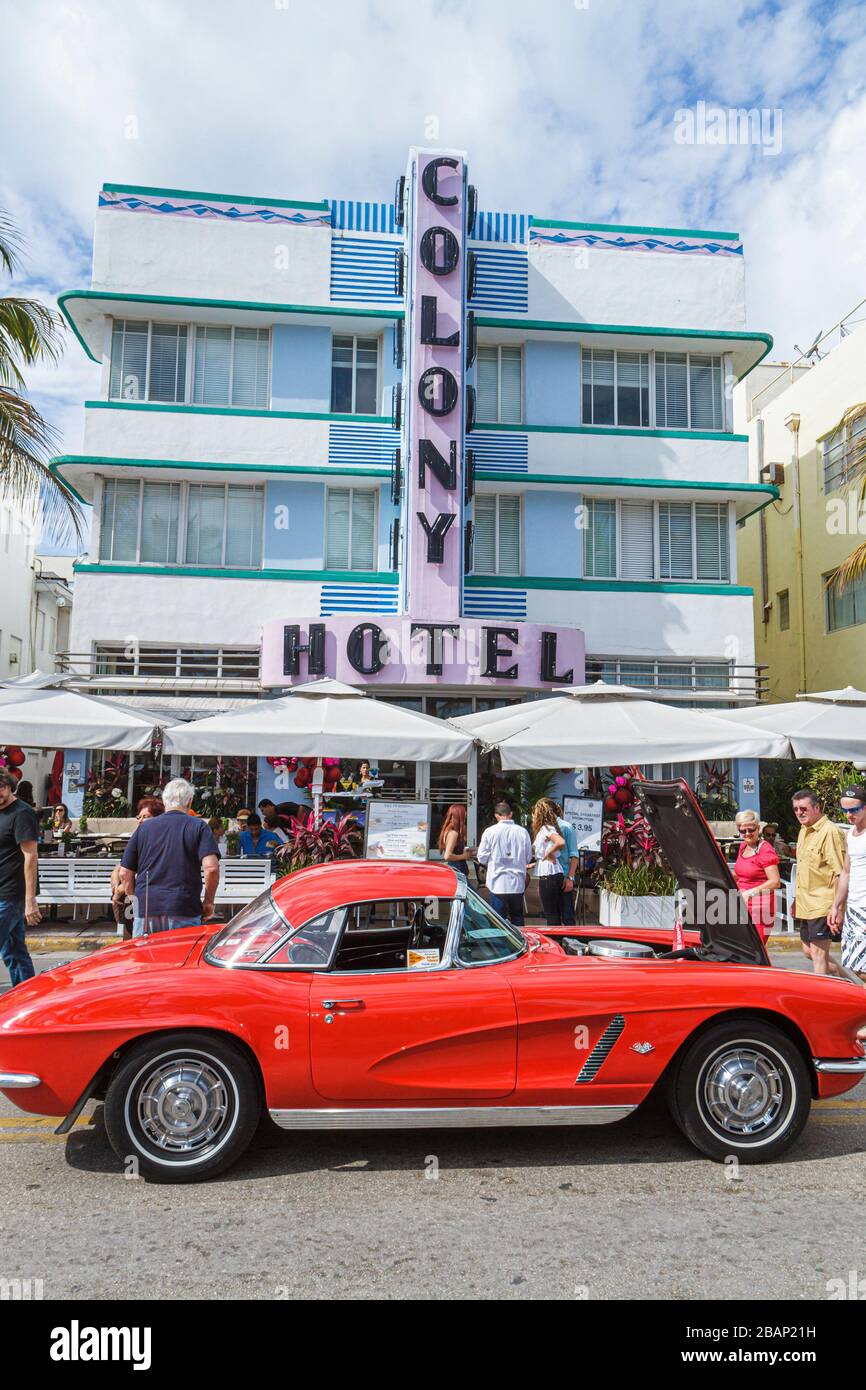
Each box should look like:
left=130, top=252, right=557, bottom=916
left=761, top=462, right=785, bottom=486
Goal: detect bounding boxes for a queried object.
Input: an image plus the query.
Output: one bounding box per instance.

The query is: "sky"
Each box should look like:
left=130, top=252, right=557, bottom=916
left=2, top=0, right=866, bottom=550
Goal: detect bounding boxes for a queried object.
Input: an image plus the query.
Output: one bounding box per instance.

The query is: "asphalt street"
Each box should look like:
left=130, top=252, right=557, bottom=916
left=1, top=950, right=864, bottom=1301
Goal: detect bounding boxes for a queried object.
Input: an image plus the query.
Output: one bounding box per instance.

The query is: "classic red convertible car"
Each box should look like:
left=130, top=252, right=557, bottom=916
left=2, top=781, right=865, bottom=1181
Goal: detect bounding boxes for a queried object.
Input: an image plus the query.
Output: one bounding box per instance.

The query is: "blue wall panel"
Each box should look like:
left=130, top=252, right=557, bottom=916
left=271, top=325, right=331, bottom=412
left=523, top=490, right=581, bottom=579
left=524, top=340, right=582, bottom=428
left=264, top=480, right=325, bottom=569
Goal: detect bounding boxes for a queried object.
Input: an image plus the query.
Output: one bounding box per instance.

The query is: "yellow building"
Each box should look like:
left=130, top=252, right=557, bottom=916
left=735, top=321, right=866, bottom=702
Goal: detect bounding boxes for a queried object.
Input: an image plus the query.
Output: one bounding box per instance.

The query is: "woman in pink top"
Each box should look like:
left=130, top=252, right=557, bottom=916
left=733, top=810, right=781, bottom=939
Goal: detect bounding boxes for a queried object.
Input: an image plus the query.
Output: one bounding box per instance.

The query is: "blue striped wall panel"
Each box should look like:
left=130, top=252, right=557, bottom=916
left=472, top=211, right=529, bottom=244
left=328, top=200, right=398, bottom=233
left=463, top=587, right=528, bottom=620
left=331, top=235, right=402, bottom=304
left=468, top=246, right=529, bottom=313
left=470, top=431, right=529, bottom=473
left=320, top=582, right=399, bottom=616
left=328, top=422, right=400, bottom=469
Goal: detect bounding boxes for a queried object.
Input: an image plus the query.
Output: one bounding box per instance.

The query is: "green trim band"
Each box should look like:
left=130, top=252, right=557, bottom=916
left=477, top=314, right=771, bottom=349
left=475, top=420, right=746, bottom=443
left=58, top=290, right=404, bottom=363
left=465, top=574, right=753, bottom=596
left=74, top=563, right=399, bottom=584
left=84, top=400, right=391, bottom=425
left=475, top=471, right=778, bottom=497
left=530, top=218, right=740, bottom=241
left=52, top=455, right=389, bottom=480
left=102, top=183, right=330, bottom=212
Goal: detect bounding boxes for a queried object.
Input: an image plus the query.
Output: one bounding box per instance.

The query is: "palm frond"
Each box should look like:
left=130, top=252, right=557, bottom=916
left=0, top=211, right=23, bottom=277
left=829, top=546, right=866, bottom=594
left=0, top=386, right=84, bottom=544
left=0, top=296, right=64, bottom=377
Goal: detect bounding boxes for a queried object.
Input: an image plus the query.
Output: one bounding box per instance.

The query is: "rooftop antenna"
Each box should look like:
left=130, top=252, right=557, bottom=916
left=793, top=328, right=824, bottom=362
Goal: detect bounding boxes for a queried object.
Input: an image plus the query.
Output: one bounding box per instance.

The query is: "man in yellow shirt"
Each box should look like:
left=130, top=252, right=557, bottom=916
left=792, top=789, right=848, bottom=976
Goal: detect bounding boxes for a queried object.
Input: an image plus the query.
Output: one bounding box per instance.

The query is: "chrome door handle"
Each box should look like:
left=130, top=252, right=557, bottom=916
left=321, top=998, right=365, bottom=1009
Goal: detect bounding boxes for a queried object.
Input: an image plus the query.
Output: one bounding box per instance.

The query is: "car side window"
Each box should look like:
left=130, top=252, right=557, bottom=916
left=330, top=897, right=452, bottom=973
left=456, top=891, right=526, bottom=966
left=264, top=908, right=346, bottom=968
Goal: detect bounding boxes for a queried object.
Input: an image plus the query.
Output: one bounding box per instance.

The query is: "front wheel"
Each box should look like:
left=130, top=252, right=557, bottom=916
left=104, top=1032, right=261, bottom=1183
left=667, top=1020, right=811, bottom=1163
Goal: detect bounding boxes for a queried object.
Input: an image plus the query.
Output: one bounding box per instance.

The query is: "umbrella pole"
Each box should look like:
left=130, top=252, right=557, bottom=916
left=312, top=758, right=324, bottom=830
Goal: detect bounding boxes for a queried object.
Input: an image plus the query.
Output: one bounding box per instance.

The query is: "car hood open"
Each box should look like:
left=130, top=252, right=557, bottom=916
left=632, top=779, right=770, bottom=966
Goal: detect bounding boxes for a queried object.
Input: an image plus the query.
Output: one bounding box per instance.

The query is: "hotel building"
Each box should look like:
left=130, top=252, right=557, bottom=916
left=55, top=147, right=776, bottom=830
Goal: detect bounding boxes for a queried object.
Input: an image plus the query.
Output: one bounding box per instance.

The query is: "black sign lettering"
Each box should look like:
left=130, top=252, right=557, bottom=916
left=540, top=631, right=573, bottom=684
left=417, top=438, right=456, bottom=491
left=411, top=623, right=460, bottom=676
left=482, top=627, right=519, bottom=680
left=346, top=622, right=386, bottom=675
left=421, top=156, right=459, bottom=206
left=417, top=366, right=458, bottom=416
left=283, top=623, right=325, bottom=677
left=420, top=295, right=460, bottom=348
left=416, top=511, right=456, bottom=562
left=419, top=226, right=460, bottom=276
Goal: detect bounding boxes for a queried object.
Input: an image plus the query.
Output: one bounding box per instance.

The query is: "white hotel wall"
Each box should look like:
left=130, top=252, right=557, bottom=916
left=92, top=211, right=332, bottom=305
left=83, top=404, right=332, bottom=468
left=523, top=429, right=748, bottom=484
left=524, top=588, right=756, bottom=665
left=528, top=244, right=747, bottom=330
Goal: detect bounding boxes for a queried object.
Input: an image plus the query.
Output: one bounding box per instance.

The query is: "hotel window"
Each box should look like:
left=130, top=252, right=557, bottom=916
left=655, top=353, right=724, bottom=431
left=777, top=589, right=790, bottom=630
left=109, top=321, right=188, bottom=403
left=325, top=488, right=378, bottom=570
left=658, top=501, right=729, bottom=581
left=330, top=335, right=379, bottom=415
left=583, top=498, right=617, bottom=578
left=476, top=346, right=523, bottom=424
left=581, top=349, right=650, bottom=428
left=193, top=327, right=269, bottom=408
left=99, top=479, right=263, bottom=568
left=822, top=407, right=866, bottom=493
left=826, top=572, right=866, bottom=631
left=473, top=494, right=521, bottom=575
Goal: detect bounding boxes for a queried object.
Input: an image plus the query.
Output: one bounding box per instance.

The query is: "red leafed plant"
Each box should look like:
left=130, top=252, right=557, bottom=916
left=597, top=812, right=675, bottom=896
left=276, top=811, right=363, bottom=874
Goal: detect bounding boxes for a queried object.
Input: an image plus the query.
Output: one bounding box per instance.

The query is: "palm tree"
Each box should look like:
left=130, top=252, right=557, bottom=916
left=828, top=403, right=866, bottom=595
left=0, top=210, right=83, bottom=543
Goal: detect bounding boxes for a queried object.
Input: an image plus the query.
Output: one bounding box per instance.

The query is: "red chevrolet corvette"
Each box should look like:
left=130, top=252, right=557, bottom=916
left=2, top=781, right=865, bottom=1181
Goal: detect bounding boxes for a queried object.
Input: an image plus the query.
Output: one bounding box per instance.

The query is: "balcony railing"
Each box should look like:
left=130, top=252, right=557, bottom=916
left=584, top=659, right=769, bottom=702
left=56, top=645, right=261, bottom=690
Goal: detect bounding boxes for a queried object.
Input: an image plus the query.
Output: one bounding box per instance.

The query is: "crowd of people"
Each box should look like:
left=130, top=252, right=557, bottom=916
left=2, top=765, right=866, bottom=992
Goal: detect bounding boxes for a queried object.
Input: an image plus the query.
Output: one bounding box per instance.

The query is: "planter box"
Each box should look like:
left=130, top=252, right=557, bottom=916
left=599, top=889, right=677, bottom=932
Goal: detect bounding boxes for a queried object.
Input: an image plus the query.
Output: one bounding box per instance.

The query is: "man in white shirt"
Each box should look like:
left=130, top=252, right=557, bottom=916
left=477, top=800, right=532, bottom=927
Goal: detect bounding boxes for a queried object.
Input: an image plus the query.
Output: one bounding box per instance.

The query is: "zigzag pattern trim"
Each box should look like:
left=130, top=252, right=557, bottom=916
left=98, top=190, right=330, bottom=226
left=530, top=229, right=743, bottom=257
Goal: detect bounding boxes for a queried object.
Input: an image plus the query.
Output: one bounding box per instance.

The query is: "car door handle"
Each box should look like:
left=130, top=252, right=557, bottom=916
left=321, top=998, right=365, bottom=1010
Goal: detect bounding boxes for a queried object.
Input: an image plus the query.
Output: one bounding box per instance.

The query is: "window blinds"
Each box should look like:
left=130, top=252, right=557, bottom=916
left=148, top=324, right=187, bottom=403
left=695, top=503, right=729, bottom=580
left=658, top=502, right=692, bottom=578
left=619, top=501, right=654, bottom=579
left=655, top=354, right=689, bottom=429
left=140, top=483, right=180, bottom=563
left=193, top=328, right=232, bottom=406
left=584, top=499, right=616, bottom=577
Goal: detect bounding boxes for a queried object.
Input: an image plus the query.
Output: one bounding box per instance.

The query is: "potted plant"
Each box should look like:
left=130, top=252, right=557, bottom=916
left=274, top=811, right=362, bottom=877
left=596, top=810, right=678, bottom=931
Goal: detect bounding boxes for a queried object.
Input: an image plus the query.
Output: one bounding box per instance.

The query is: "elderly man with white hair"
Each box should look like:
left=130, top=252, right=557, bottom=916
left=120, top=778, right=220, bottom=937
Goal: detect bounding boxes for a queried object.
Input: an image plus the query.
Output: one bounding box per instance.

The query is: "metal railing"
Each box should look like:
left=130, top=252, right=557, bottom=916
left=56, top=646, right=261, bottom=689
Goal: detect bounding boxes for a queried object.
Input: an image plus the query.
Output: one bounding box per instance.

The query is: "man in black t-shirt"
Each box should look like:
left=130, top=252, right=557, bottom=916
left=121, top=777, right=220, bottom=936
left=0, top=771, right=39, bottom=987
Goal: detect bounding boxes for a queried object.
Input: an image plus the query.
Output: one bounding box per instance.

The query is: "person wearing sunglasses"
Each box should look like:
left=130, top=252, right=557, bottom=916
left=828, top=785, right=866, bottom=982
left=791, top=788, right=848, bottom=976
left=733, top=809, right=782, bottom=940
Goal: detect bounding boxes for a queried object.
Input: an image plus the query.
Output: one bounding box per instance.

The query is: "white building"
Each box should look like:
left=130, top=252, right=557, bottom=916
left=56, top=153, right=774, bottom=827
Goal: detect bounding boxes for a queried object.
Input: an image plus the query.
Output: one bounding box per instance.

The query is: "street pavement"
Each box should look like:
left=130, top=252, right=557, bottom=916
left=0, top=949, right=863, bottom=1300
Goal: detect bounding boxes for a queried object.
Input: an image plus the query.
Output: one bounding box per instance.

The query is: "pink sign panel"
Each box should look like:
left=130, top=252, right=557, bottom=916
left=261, top=615, right=585, bottom=690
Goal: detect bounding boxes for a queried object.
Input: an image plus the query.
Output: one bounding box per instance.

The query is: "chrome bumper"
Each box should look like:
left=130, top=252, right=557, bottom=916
left=813, top=1057, right=866, bottom=1074
left=0, top=1071, right=41, bottom=1089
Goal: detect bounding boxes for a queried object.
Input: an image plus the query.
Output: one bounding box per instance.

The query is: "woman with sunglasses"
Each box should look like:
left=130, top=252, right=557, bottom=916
left=828, top=785, right=866, bottom=981
left=733, top=809, right=781, bottom=940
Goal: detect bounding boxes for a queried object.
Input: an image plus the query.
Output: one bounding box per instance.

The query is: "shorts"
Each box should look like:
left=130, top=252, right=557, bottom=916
left=796, top=915, right=831, bottom=944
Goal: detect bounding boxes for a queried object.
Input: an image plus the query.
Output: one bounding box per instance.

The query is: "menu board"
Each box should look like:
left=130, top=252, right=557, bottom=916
left=364, top=801, right=431, bottom=861
left=561, top=796, right=604, bottom=853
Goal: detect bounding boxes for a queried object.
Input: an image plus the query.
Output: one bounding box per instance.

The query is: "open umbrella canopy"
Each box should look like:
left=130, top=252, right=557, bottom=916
left=716, top=687, right=866, bottom=762
left=0, top=686, right=162, bottom=751
left=449, top=682, right=790, bottom=770
left=162, top=678, right=474, bottom=761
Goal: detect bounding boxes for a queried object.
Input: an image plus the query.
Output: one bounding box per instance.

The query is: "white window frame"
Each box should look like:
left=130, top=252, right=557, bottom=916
left=99, top=477, right=265, bottom=569
left=653, top=350, right=725, bottom=433
left=476, top=345, right=524, bottom=424
left=581, top=347, right=651, bottom=430
left=330, top=334, right=381, bottom=415
left=472, top=492, right=522, bottom=575
left=583, top=497, right=732, bottom=582
left=325, top=486, right=380, bottom=571
left=108, top=320, right=271, bottom=408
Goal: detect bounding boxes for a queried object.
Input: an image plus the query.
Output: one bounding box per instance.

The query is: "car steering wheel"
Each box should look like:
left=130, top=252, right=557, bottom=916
left=286, top=935, right=330, bottom=966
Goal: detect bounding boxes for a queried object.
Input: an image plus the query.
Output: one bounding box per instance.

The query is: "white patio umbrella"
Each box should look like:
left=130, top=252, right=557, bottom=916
left=0, top=685, right=162, bottom=751
left=449, top=682, right=791, bottom=770
left=715, top=687, right=866, bottom=764
left=162, top=678, right=474, bottom=761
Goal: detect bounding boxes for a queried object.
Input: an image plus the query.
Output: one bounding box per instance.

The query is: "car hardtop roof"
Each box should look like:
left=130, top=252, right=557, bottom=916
left=271, top=857, right=459, bottom=921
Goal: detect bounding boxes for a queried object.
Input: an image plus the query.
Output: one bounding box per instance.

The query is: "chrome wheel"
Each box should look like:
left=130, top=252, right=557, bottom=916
left=136, top=1056, right=231, bottom=1155
left=701, top=1045, right=788, bottom=1136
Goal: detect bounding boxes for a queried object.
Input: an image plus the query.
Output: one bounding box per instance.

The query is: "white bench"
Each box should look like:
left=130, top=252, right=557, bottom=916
left=217, top=859, right=275, bottom=902
left=36, top=855, right=275, bottom=927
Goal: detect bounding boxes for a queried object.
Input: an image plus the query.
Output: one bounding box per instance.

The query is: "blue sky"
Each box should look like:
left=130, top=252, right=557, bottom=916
left=2, top=0, right=865, bottom=549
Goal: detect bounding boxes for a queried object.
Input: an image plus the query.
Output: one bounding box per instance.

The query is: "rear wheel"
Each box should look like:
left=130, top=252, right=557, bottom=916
left=667, top=1020, right=811, bottom=1163
left=104, top=1032, right=261, bottom=1183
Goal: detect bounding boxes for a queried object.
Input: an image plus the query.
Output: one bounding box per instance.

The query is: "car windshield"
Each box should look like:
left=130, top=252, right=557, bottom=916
left=456, top=890, right=526, bottom=965
left=205, top=892, right=290, bottom=966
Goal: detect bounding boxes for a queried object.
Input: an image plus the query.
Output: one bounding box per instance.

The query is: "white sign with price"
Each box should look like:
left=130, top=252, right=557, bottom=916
left=561, top=796, right=604, bottom=853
